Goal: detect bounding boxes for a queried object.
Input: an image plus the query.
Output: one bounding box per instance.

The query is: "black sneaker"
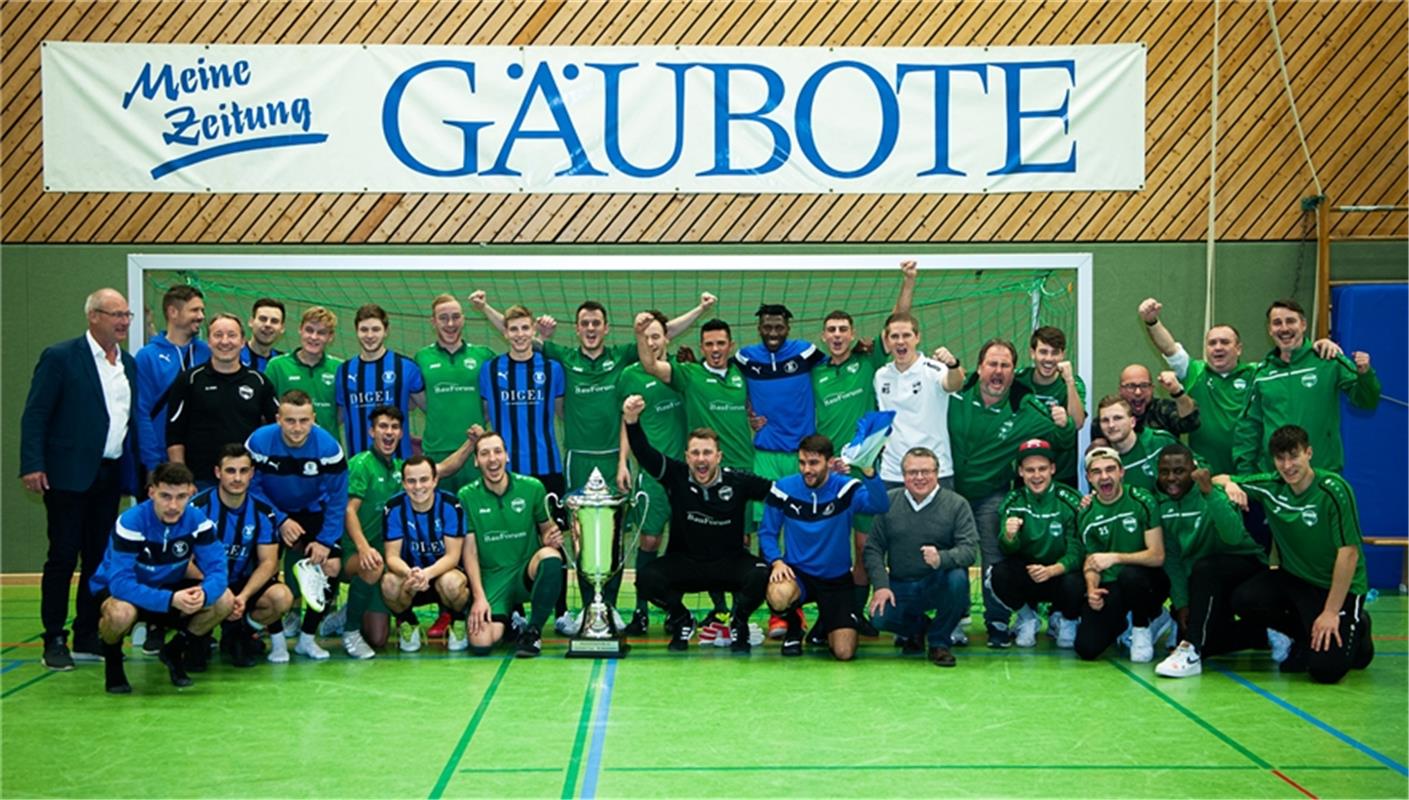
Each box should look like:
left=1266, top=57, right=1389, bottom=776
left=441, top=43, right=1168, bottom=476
left=804, top=623, right=826, bottom=647
left=142, top=626, right=166, bottom=657
left=895, top=635, right=925, bottom=656
left=223, top=623, right=257, bottom=668
left=514, top=625, right=542, bottom=659
left=729, top=619, right=752, bottom=654
left=158, top=639, right=193, bottom=688
left=780, top=635, right=803, bottom=657
left=667, top=614, right=694, bottom=652
left=986, top=624, right=1014, bottom=649
left=623, top=608, right=650, bottom=636
left=1352, top=611, right=1374, bottom=670
left=185, top=633, right=212, bottom=673
left=71, top=633, right=105, bottom=662
left=42, top=637, right=74, bottom=671
left=104, top=643, right=131, bottom=694
left=1279, top=641, right=1309, bottom=674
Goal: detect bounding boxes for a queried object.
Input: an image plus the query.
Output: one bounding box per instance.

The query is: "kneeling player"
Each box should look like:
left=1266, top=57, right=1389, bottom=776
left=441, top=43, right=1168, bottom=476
left=380, top=457, right=471, bottom=652
left=459, top=431, right=567, bottom=658
left=191, top=444, right=295, bottom=668
left=92, top=463, right=235, bottom=693
left=763, top=435, right=889, bottom=660
left=622, top=395, right=773, bottom=653
left=990, top=440, right=1085, bottom=648
left=1220, top=425, right=1374, bottom=683
left=1074, top=448, right=1168, bottom=662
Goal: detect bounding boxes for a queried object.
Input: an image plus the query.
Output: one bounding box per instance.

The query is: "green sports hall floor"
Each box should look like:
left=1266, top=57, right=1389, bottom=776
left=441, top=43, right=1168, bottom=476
left=1, top=583, right=1405, bottom=799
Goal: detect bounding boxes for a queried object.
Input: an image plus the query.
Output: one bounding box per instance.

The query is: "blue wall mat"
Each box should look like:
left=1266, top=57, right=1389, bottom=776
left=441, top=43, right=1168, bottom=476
left=1332, top=283, right=1407, bottom=589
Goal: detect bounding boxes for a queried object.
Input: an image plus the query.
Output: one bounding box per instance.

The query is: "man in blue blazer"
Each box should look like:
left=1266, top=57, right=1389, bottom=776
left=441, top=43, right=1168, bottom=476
left=20, top=288, right=141, bottom=670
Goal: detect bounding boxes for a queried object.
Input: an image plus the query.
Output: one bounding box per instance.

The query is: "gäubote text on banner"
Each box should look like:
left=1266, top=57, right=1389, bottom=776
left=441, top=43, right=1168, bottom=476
left=42, top=42, right=1146, bottom=195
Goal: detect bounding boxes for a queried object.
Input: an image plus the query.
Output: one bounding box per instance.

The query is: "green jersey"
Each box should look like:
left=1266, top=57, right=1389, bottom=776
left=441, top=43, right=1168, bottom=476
left=1157, top=485, right=1265, bottom=609
left=1115, top=427, right=1180, bottom=494
left=620, top=362, right=686, bottom=459
left=543, top=341, right=638, bottom=453
left=415, top=341, right=496, bottom=454
left=1077, top=486, right=1160, bottom=583
left=997, top=483, right=1084, bottom=572
left=947, top=387, right=1076, bottom=501
left=1233, top=469, right=1368, bottom=596
left=1233, top=343, right=1380, bottom=474
left=266, top=349, right=343, bottom=439
left=670, top=361, right=755, bottom=472
left=812, top=346, right=888, bottom=450
left=458, top=473, right=549, bottom=571
left=1176, top=357, right=1257, bottom=476
left=1013, top=366, right=1087, bottom=482
left=345, top=450, right=403, bottom=545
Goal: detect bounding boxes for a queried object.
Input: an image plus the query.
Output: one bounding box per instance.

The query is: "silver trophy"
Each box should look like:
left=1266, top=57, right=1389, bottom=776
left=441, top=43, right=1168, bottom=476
left=546, top=467, right=647, bottom=658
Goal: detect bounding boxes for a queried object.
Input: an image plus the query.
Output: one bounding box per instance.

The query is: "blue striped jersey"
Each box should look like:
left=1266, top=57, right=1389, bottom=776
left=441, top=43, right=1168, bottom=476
left=191, top=487, right=282, bottom=585
left=383, top=489, right=465, bottom=570
left=735, top=339, right=828, bottom=452
left=240, top=344, right=280, bottom=373
left=334, top=351, right=425, bottom=458
left=478, top=353, right=566, bottom=476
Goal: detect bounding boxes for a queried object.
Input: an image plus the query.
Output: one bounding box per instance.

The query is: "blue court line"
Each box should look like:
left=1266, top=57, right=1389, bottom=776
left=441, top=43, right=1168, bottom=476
left=580, top=660, right=618, bottom=799
left=1214, top=665, right=1409, bottom=777
left=0, top=661, right=26, bottom=675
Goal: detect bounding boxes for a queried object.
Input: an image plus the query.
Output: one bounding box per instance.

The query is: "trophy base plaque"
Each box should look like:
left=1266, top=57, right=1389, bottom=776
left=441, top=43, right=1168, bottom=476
left=565, top=637, right=630, bottom=659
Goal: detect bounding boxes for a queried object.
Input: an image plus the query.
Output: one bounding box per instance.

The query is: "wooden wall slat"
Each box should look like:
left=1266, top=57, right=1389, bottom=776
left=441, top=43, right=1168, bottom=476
left=4, top=0, right=1403, bottom=244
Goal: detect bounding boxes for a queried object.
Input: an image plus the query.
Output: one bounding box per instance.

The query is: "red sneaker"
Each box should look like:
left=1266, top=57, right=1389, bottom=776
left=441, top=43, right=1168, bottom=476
left=428, top=611, right=451, bottom=639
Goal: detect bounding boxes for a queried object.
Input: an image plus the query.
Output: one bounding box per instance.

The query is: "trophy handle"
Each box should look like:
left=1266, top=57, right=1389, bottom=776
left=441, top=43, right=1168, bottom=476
left=621, top=490, right=649, bottom=567
left=544, top=492, right=578, bottom=572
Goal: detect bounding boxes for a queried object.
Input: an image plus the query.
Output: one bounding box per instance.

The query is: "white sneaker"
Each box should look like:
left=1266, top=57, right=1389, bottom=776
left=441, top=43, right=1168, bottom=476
left=1057, top=616, right=1078, bottom=649
left=1130, top=626, right=1154, bottom=663
left=1015, top=606, right=1039, bottom=648
left=131, top=622, right=148, bottom=648
left=1046, top=611, right=1063, bottom=640
left=398, top=622, right=422, bottom=653
left=555, top=610, right=583, bottom=637
left=611, top=608, right=626, bottom=631
left=267, top=631, right=290, bottom=663
left=1156, top=641, right=1202, bottom=677
left=1267, top=628, right=1293, bottom=664
left=318, top=605, right=347, bottom=637
left=747, top=623, right=765, bottom=647
left=951, top=622, right=970, bottom=647
left=447, top=621, right=469, bottom=652
left=293, top=559, right=329, bottom=612
left=510, top=610, right=528, bottom=636
left=295, top=632, right=330, bottom=660
left=342, top=631, right=376, bottom=660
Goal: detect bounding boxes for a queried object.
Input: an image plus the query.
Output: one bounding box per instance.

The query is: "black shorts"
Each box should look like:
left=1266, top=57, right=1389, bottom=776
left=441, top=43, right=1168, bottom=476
left=408, top=568, right=467, bottom=610
left=794, top=569, right=859, bottom=634
left=285, top=511, right=344, bottom=559
left=230, top=576, right=277, bottom=608
left=97, top=578, right=203, bottom=629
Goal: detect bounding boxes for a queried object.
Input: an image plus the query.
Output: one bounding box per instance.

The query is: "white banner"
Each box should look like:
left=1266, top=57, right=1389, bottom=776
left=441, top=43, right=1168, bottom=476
left=43, top=43, right=1145, bottom=194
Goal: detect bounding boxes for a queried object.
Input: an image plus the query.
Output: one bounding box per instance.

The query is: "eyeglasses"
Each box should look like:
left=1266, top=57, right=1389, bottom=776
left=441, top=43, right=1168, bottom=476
left=94, top=309, right=135, bottom=320
left=904, top=469, right=937, bottom=477
left=1119, top=382, right=1152, bottom=391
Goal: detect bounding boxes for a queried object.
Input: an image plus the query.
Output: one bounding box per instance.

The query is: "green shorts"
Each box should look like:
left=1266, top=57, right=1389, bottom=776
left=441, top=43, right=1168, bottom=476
left=625, top=471, right=671, bottom=536
left=482, top=563, right=533, bottom=617
left=427, top=450, right=480, bottom=496
left=566, top=449, right=620, bottom=493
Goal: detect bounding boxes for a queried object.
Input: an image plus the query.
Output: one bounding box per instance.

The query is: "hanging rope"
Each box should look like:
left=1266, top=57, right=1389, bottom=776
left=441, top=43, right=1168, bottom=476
left=1265, top=0, right=1324, bottom=195
left=1204, top=0, right=1220, bottom=333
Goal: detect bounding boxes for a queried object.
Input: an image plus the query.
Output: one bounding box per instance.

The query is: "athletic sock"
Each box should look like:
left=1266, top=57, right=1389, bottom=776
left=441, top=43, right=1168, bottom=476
left=785, top=604, right=804, bottom=638
left=633, top=549, right=659, bottom=613
left=344, top=578, right=373, bottom=635
left=301, top=608, right=325, bottom=635
left=708, top=589, right=729, bottom=615
left=530, top=557, right=565, bottom=631
left=853, top=583, right=870, bottom=616
left=396, top=608, right=418, bottom=627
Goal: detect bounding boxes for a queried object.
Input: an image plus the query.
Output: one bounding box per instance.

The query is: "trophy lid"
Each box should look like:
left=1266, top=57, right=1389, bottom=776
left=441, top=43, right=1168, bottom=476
left=564, top=467, right=627, bottom=508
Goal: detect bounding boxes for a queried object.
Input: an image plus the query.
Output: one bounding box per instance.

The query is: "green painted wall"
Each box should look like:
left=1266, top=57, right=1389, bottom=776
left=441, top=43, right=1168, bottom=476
left=3, top=240, right=1403, bottom=571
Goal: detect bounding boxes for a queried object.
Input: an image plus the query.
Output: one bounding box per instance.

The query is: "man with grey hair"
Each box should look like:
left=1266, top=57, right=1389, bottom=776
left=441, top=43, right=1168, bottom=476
left=864, top=447, right=978, bottom=667
left=20, top=288, right=141, bottom=670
